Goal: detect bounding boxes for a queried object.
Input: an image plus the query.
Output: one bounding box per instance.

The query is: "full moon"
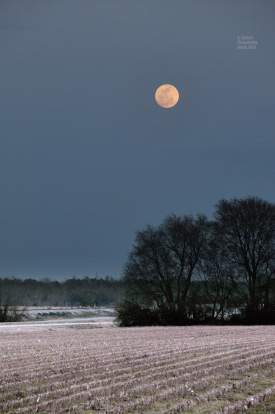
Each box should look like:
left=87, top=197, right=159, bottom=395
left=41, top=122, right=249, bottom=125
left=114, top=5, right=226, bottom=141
left=154, top=84, right=180, bottom=109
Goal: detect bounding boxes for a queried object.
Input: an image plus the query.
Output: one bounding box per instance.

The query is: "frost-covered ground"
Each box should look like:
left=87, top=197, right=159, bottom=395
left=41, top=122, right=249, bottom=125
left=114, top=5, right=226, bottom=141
left=0, top=316, right=115, bottom=330
left=1, top=325, right=275, bottom=413
left=23, top=306, right=115, bottom=319
left=0, top=307, right=115, bottom=330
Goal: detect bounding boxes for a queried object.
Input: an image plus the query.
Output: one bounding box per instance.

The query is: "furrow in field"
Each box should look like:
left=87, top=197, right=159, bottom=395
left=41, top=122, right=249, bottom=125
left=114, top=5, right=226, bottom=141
left=1, top=341, right=272, bottom=408
left=213, top=384, right=275, bottom=414
left=2, top=339, right=264, bottom=393
left=0, top=341, right=265, bottom=402
left=7, top=348, right=275, bottom=414
left=0, top=330, right=269, bottom=370
left=92, top=354, right=275, bottom=414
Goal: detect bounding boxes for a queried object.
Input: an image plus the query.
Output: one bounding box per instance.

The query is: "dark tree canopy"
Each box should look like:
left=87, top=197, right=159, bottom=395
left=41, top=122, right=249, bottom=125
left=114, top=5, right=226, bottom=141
left=119, top=197, right=275, bottom=326
left=215, top=197, right=275, bottom=314
left=124, top=214, right=209, bottom=320
left=199, top=228, right=235, bottom=320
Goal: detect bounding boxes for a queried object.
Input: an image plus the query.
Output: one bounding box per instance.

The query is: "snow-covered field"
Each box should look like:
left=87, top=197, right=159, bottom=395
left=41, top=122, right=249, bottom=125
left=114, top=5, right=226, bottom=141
left=1, top=325, right=275, bottom=413
left=23, top=306, right=115, bottom=319
left=0, top=307, right=115, bottom=330
left=0, top=316, right=115, bottom=330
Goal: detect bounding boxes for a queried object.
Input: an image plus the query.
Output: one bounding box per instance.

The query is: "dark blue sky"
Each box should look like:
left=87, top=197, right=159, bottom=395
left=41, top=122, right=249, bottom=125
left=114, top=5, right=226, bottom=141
left=0, top=0, right=274, bottom=279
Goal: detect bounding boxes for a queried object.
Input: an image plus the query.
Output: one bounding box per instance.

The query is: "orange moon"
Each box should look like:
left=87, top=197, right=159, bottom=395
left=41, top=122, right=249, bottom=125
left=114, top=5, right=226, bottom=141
left=154, top=84, right=180, bottom=109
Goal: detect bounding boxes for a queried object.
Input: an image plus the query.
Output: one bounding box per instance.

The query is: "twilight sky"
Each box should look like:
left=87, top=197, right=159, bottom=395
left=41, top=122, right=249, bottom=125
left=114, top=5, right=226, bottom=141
left=0, top=0, right=274, bottom=279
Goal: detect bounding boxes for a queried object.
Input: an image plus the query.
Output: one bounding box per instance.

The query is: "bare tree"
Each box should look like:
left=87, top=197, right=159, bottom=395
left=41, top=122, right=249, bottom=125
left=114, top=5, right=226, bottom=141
left=199, top=230, right=237, bottom=320
left=124, top=214, right=208, bottom=319
left=215, top=197, right=275, bottom=315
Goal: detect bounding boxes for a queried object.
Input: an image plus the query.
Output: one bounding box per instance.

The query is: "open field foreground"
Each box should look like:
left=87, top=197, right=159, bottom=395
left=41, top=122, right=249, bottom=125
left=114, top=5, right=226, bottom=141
left=1, top=326, right=275, bottom=414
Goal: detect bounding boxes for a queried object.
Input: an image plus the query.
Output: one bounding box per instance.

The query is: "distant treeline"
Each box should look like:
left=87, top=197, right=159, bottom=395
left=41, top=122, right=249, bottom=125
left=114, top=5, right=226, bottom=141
left=0, top=277, right=124, bottom=307
left=118, top=197, right=275, bottom=326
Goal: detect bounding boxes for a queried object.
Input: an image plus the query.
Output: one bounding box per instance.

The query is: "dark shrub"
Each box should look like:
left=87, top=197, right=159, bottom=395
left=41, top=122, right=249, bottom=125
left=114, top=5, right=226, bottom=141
left=116, top=301, right=160, bottom=327
left=0, top=305, right=25, bottom=323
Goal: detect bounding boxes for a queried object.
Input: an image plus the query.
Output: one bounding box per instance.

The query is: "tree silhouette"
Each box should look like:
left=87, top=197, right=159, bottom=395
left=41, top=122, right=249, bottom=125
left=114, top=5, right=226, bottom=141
left=215, top=197, right=275, bottom=316
left=123, top=214, right=208, bottom=321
